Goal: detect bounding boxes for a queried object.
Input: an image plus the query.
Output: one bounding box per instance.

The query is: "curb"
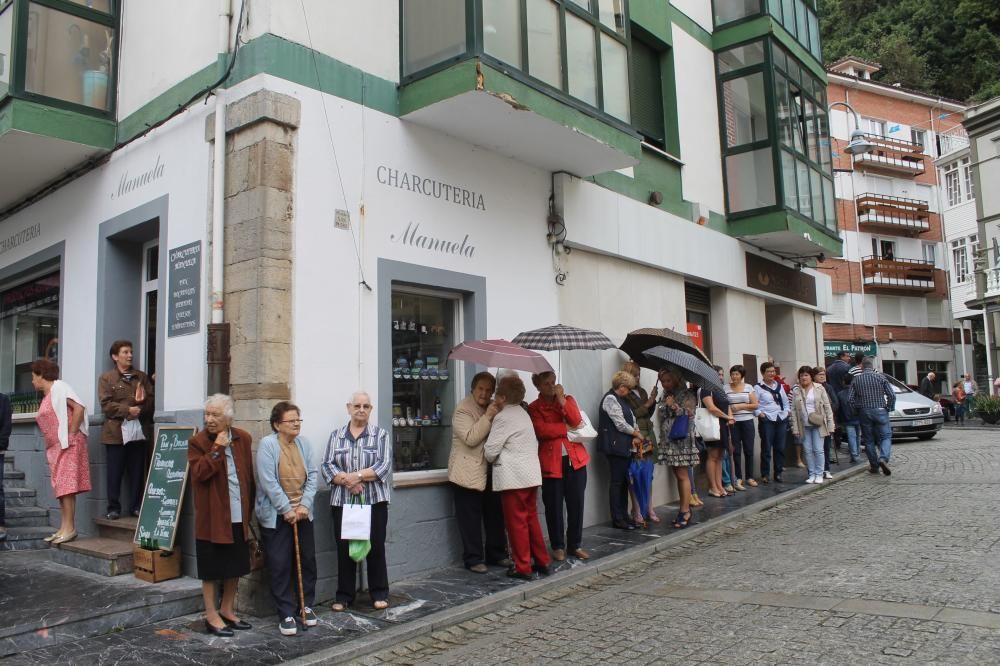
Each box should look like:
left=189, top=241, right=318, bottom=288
left=288, top=463, right=869, bottom=665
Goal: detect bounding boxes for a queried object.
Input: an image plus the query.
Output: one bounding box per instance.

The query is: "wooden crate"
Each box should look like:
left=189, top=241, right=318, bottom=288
left=133, top=546, right=182, bottom=583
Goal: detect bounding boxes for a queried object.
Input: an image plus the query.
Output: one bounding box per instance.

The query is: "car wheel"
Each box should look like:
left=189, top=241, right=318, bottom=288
left=917, top=433, right=936, bottom=441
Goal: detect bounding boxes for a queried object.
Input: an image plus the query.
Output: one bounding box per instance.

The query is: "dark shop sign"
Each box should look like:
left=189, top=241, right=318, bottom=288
left=167, top=241, right=201, bottom=338
left=745, top=253, right=817, bottom=306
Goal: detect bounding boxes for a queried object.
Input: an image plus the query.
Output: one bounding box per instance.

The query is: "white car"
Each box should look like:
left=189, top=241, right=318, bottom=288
left=883, top=375, right=944, bottom=440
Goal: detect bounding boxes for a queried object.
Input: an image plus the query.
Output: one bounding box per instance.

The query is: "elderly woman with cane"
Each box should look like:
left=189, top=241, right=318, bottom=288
left=188, top=394, right=255, bottom=637
left=255, top=401, right=318, bottom=636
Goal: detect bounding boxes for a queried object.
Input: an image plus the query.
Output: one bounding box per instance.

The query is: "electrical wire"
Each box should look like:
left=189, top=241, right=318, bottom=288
left=296, top=0, right=370, bottom=291
left=0, top=0, right=249, bottom=223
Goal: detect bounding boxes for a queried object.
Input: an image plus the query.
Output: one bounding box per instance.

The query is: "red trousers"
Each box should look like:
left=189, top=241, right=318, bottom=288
left=500, top=487, right=550, bottom=574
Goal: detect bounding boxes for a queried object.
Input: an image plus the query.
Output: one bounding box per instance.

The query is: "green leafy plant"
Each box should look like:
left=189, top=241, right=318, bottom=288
left=972, top=395, right=1000, bottom=423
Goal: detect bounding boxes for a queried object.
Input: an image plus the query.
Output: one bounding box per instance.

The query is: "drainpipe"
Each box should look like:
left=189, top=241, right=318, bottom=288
left=207, top=0, right=233, bottom=395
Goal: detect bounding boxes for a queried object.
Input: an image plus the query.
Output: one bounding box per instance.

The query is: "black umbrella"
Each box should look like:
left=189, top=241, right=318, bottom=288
left=620, top=327, right=711, bottom=365
left=642, top=346, right=723, bottom=392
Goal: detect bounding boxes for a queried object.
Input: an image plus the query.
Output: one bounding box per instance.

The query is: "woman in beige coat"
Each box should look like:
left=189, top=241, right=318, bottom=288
left=447, top=372, right=509, bottom=573
left=789, top=366, right=835, bottom=485
left=484, top=375, right=551, bottom=580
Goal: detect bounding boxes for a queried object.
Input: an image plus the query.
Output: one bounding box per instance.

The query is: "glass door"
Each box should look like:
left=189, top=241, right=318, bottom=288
left=139, top=241, right=159, bottom=379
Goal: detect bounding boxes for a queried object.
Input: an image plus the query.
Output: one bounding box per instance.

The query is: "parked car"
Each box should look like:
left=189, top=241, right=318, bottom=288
left=885, top=375, right=944, bottom=440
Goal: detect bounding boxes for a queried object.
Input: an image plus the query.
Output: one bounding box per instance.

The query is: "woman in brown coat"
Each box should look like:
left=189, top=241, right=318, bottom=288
left=188, top=394, right=255, bottom=637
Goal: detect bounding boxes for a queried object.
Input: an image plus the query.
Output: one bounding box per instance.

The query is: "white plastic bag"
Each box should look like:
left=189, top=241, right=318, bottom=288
left=341, top=499, right=372, bottom=540
left=567, top=410, right=598, bottom=443
left=121, top=418, right=145, bottom=444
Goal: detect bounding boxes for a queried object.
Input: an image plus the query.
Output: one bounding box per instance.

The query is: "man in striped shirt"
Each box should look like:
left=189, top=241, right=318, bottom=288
left=848, top=358, right=896, bottom=476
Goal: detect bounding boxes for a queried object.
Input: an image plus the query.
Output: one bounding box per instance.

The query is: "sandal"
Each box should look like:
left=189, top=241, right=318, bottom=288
left=647, top=512, right=661, bottom=524
left=331, top=602, right=348, bottom=612
left=373, top=600, right=389, bottom=610
left=746, top=479, right=759, bottom=487
left=671, top=511, right=693, bottom=529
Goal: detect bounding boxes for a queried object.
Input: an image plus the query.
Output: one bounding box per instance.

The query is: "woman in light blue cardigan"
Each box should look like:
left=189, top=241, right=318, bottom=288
left=254, top=401, right=318, bottom=637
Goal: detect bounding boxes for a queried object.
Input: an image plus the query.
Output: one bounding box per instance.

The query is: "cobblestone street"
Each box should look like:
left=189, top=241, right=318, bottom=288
left=355, top=430, right=1000, bottom=665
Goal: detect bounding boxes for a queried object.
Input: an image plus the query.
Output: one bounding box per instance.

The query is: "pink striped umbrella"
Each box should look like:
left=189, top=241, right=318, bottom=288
left=447, top=339, right=554, bottom=373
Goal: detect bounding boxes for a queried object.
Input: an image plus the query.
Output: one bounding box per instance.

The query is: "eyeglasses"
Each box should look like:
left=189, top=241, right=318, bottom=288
left=280, top=419, right=304, bottom=424
left=351, top=404, right=373, bottom=410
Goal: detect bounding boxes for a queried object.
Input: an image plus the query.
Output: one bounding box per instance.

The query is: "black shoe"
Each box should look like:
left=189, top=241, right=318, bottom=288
left=506, top=568, right=532, bottom=581
left=488, top=557, right=514, bottom=568
left=878, top=460, right=891, bottom=476
left=130, top=509, right=141, bottom=517
left=205, top=621, right=234, bottom=637
left=220, top=615, right=252, bottom=630
left=774, top=475, right=782, bottom=483
left=612, top=520, right=636, bottom=531
left=869, top=464, right=879, bottom=474
left=532, top=563, right=551, bottom=577
left=105, top=511, right=120, bottom=521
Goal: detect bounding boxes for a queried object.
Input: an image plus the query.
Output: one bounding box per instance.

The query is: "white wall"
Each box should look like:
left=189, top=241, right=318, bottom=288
left=942, top=198, right=979, bottom=318
left=0, top=106, right=213, bottom=411
left=118, top=0, right=223, bottom=118
left=672, top=25, right=725, bottom=214
left=256, top=0, right=399, bottom=84
left=710, top=288, right=768, bottom=372
left=670, top=0, right=713, bottom=32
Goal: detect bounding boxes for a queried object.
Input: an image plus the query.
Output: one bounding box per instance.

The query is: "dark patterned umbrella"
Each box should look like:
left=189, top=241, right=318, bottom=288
left=447, top=339, right=554, bottom=373
left=620, top=327, right=711, bottom=365
left=512, top=324, right=615, bottom=351
left=642, top=346, right=723, bottom=392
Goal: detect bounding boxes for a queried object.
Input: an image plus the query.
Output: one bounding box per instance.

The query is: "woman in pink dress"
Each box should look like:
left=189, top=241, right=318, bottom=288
left=32, top=358, right=91, bottom=544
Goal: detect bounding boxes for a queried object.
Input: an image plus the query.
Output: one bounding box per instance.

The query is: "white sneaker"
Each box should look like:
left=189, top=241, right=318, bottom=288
left=814, top=476, right=824, bottom=484
left=805, top=475, right=816, bottom=484
left=823, top=471, right=833, bottom=479
left=279, top=617, right=298, bottom=636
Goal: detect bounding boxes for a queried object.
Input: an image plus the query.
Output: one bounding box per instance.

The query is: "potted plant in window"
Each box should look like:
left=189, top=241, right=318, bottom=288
left=972, top=394, right=1000, bottom=425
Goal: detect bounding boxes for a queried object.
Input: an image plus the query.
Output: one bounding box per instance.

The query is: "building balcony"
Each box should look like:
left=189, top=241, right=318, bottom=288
left=398, top=0, right=640, bottom=177
left=855, top=193, right=931, bottom=236
left=0, top=0, right=117, bottom=210
left=861, top=255, right=936, bottom=292
left=852, top=133, right=926, bottom=176
left=985, top=268, right=1000, bottom=299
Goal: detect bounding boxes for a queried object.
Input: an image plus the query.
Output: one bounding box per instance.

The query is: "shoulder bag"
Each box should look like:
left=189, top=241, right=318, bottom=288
left=567, top=410, right=598, bottom=443
left=694, top=389, right=721, bottom=441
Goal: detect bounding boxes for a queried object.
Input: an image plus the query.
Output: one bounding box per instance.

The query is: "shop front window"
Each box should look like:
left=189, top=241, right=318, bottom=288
left=391, top=287, right=461, bottom=473
left=0, top=270, right=59, bottom=412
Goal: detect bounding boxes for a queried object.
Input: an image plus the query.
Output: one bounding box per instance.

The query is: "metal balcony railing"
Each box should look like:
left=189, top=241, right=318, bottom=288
left=986, top=267, right=1000, bottom=297
left=855, top=193, right=931, bottom=235
left=861, top=255, right=936, bottom=291
left=852, top=133, right=926, bottom=176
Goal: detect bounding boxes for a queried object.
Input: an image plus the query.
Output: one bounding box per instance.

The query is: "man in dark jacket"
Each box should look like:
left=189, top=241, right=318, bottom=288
left=0, top=391, right=12, bottom=541
left=826, top=351, right=851, bottom=392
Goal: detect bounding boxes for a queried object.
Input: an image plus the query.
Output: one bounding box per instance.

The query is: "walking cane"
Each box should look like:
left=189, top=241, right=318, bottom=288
left=292, top=520, right=307, bottom=629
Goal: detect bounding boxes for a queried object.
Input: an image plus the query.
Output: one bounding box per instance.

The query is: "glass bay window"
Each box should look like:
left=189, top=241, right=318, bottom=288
left=402, top=0, right=631, bottom=124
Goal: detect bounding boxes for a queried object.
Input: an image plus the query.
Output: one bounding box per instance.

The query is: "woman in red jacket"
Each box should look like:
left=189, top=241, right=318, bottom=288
left=528, top=371, right=589, bottom=562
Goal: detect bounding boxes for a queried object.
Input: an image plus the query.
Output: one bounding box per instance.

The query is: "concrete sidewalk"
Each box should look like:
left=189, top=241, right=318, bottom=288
left=2, top=460, right=865, bottom=665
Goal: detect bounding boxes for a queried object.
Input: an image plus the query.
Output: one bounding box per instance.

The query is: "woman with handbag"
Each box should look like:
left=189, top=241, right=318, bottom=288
left=188, top=394, right=256, bottom=637
left=789, top=366, right=835, bottom=485
left=322, top=391, right=393, bottom=611
left=528, top=371, right=590, bottom=561
left=656, top=368, right=700, bottom=528
left=598, top=371, right=642, bottom=530
left=698, top=378, right=735, bottom=499
left=621, top=361, right=659, bottom=525
left=255, top=401, right=319, bottom=636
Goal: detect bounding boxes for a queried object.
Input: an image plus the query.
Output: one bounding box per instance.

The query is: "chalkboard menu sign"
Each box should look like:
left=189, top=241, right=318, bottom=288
left=135, top=426, right=195, bottom=549
left=167, top=241, right=201, bottom=338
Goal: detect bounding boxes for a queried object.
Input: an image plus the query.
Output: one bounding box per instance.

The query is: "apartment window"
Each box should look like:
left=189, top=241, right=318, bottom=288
left=872, top=237, right=897, bottom=260
left=910, top=129, right=926, bottom=153
left=922, top=242, right=936, bottom=267
left=970, top=233, right=980, bottom=273
left=944, top=161, right=962, bottom=207
left=927, top=299, right=944, bottom=327
left=961, top=157, right=975, bottom=201
left=0, top=270, right=60, bottom=411
left=882, top=360, right=907, bottom=383
left=629, top=35, right=664, bottom=147
left=863, top=117, right=886, bottom=136
left=916, top=361, right=948, bottom=395
left=951, top=238, right=969, bottom=284
left=876, top=295, right=903, bottom=325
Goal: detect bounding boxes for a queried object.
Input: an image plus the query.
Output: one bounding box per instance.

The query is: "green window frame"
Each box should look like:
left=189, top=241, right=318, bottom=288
left=2, top=0, right=119, bottom=118
left=400, top=0, right=632, bottom=125
left=715, top=36, right=835, bottom=232
left=628, top=30, right=664, bottom=148
left=712, top=0, right=823, bottom=66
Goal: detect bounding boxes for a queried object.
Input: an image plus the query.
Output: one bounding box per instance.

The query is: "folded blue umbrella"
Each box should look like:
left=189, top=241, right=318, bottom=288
left=628, top=458, right=654, bottom=519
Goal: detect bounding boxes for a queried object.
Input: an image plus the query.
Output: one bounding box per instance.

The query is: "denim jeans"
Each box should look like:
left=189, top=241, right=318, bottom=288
left=954, top=402, right=965, bottom=422
left=843, top=422, right=860, bottom=460
left=721, top=447, right=732, bottom=486
left=860, top=408, right=892, bottom=465
left=759, top=418, right=787, bottom=479
left=823, top=435, right=832, bottom=471
left=801, top=426, right=824, bottom=478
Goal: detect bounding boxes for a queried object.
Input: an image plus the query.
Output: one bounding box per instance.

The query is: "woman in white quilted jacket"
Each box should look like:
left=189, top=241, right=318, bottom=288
left=484, top=374, right=551, bottom=581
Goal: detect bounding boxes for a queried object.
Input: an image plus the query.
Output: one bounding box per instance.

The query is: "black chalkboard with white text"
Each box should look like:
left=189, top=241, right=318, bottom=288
left=134, top=426, right=195, bottom=549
